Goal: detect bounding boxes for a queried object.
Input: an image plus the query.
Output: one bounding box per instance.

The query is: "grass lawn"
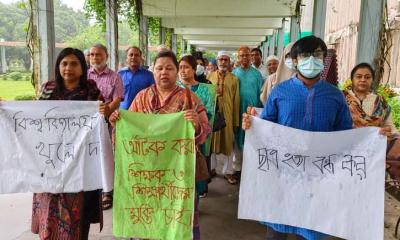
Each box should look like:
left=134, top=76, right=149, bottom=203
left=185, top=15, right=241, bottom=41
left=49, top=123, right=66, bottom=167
left=0, top=80, right=36, bottom=100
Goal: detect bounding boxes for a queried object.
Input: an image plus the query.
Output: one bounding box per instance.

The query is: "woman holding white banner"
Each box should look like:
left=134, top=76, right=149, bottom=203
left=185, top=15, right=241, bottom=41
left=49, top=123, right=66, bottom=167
left=109, top=50, right=211, bottom=240
left=31, top=48, right=108, bottom=240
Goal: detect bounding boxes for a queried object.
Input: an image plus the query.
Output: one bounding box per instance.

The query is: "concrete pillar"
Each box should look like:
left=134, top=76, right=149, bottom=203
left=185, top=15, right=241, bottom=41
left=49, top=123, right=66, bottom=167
left=0, top=43, right=7, bottom=73
left=139, top=15, right=149, bottom=66
left=268, top=32, right=276, bottom=56
left=187, top=43, right=191, bottom=54
left=277, top=19, right=285, bottom=58
left=357, top=0, right=385, bottom=66
left=262, top=40, right=268, bottom=63
left=171, top=33, right=177, bottom=54
left=105, top=0, right=118, bottom=71
left=290, top=16, right=300, bottom=42
left=33, top=0, right=55, bottom=87
left=312, top=0, right=327, bottom=39
left=180, top=36, right=185, bottom=55
left=159, top=25, right=166, bottom=45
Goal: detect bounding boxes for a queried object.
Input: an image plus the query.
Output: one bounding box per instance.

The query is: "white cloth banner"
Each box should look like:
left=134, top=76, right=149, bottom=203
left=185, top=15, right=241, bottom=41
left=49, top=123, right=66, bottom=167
left=238, top=117, right=386, bottom=240
left=0, top=101, right=114, bottom=193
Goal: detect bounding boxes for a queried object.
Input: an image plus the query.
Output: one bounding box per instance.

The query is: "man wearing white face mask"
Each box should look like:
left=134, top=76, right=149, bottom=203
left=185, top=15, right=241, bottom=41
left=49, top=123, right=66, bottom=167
left=208, top=51, right=240, bottom=184
left=243, top=35, right=352, bottom=240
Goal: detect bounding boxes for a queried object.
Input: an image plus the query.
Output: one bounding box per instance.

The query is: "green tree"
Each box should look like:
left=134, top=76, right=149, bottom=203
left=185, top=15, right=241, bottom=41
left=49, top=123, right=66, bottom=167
left=0, top=2, right=28, bottom=41
left=64, top=25, right=105, bottom=50
left=53, top=0, right=90, bottom=42
left=84, top=0, right=161, bottom=43
left=0, top=1, right=91, bottom=70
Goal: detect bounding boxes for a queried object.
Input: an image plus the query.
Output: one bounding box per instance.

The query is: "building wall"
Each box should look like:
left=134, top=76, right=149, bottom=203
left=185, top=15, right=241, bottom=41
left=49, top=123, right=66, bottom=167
left=324, top=0, right=400, bottom=86
left=324, top=0, right=361, bottom=82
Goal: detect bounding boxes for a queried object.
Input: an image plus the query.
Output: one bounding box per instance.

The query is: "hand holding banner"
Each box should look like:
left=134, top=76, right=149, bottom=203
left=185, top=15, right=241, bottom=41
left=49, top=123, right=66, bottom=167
left=113, top=110, right=195, bottom=240
left=239, top=117, right=386, bottom=240
left=0, top=100, right=114, bottom=193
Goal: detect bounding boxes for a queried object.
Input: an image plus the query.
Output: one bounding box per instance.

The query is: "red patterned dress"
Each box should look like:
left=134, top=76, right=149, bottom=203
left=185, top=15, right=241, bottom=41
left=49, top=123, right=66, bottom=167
left=31, top=80, right=104, bottom=240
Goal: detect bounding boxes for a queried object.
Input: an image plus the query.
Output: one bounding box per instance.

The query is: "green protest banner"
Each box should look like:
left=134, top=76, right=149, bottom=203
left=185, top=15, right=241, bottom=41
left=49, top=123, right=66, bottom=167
left=113, top=110, right=195, bottom=240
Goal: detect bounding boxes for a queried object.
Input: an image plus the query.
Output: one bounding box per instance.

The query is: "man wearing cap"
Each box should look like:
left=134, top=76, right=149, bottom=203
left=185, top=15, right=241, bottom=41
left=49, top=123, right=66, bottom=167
left=266, top=55, right=279, bottom=75
left=208, top=51, right=240, bottom=184
left=232, top=46, right=263, bottom=181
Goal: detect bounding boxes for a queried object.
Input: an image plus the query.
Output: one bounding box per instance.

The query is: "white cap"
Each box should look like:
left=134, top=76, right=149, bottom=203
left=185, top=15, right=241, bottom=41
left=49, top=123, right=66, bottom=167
left=266, top=55, right=279, bottom=63
left=217, top=51, right=230, bottom=59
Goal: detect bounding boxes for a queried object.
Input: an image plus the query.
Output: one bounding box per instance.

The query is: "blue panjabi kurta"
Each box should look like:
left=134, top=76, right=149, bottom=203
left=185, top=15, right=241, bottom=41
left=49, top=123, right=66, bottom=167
left=259, top=75, right=353, bottom=240
left=232, top=66, right=263, bottom=149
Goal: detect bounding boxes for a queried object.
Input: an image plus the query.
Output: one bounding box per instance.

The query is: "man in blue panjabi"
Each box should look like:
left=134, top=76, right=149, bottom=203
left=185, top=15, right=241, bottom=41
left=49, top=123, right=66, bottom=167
left=244, top=35, right=352, bottom=240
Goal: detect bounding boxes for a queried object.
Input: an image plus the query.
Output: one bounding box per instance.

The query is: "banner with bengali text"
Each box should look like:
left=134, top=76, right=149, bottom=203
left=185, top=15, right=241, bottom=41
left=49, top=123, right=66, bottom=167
left=113, top=110, right=195, bottom=240
left=239, top=116, right=386, bottom=240
left=0, top=100, right=114, bottom=193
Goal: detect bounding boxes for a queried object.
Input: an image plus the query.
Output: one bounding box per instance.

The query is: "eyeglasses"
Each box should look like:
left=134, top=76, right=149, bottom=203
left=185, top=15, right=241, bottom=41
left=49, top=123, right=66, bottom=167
left=298, top=51, right=324, bottom=59
left=218, top=58, right=230, bottom=62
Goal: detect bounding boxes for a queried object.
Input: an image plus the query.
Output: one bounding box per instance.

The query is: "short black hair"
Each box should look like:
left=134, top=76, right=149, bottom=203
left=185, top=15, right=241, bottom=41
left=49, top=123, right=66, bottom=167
left=251, top=48, right=262, bottom=56
left=351, top=62, right=375, bottom=80
left=153, top=50, right=179, bottom=70
left=55, top=48, right=87, bottom=92
left=179, top=55, right=197, bottom=70
left=126, top=46, right=142, bottom=56
left=290, top=35, right=328, bottom=59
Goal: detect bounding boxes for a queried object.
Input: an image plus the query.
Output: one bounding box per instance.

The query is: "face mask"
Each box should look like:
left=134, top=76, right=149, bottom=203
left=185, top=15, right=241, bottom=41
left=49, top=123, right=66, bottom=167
left=196, top=65, right=205, bottom=76
left=296, top=56, right=324, bottom=79
left=284, top=58, right=293, bottom=70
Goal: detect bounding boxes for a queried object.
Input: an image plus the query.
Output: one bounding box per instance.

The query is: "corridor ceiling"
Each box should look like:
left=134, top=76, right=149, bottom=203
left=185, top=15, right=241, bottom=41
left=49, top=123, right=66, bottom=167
left=142, top=0, right=299, bottom=51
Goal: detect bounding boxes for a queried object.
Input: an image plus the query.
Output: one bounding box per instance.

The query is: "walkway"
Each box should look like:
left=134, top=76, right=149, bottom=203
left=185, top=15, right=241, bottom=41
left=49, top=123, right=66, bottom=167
left=2, top=176, right=400, bottom=240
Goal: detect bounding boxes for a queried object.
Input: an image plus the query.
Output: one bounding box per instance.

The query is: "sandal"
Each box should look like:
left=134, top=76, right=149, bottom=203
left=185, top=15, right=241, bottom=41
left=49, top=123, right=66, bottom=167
left=102, top=193, right=113, bottom=210
left=224, top=174, right=238, bottom=185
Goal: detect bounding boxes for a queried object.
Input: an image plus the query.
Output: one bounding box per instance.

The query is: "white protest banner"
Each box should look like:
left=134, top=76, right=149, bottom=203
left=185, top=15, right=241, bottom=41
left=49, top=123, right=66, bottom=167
left=0, top=101, right=114, bottom=194
left=238, top=117, right=386, bottom=240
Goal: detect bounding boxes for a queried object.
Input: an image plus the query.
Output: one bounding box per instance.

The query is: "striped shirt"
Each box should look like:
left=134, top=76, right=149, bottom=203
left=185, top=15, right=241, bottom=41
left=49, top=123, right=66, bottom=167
left=87, top=66, right=124, bottom=103
left=260, top=75, right=352, bottom=240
